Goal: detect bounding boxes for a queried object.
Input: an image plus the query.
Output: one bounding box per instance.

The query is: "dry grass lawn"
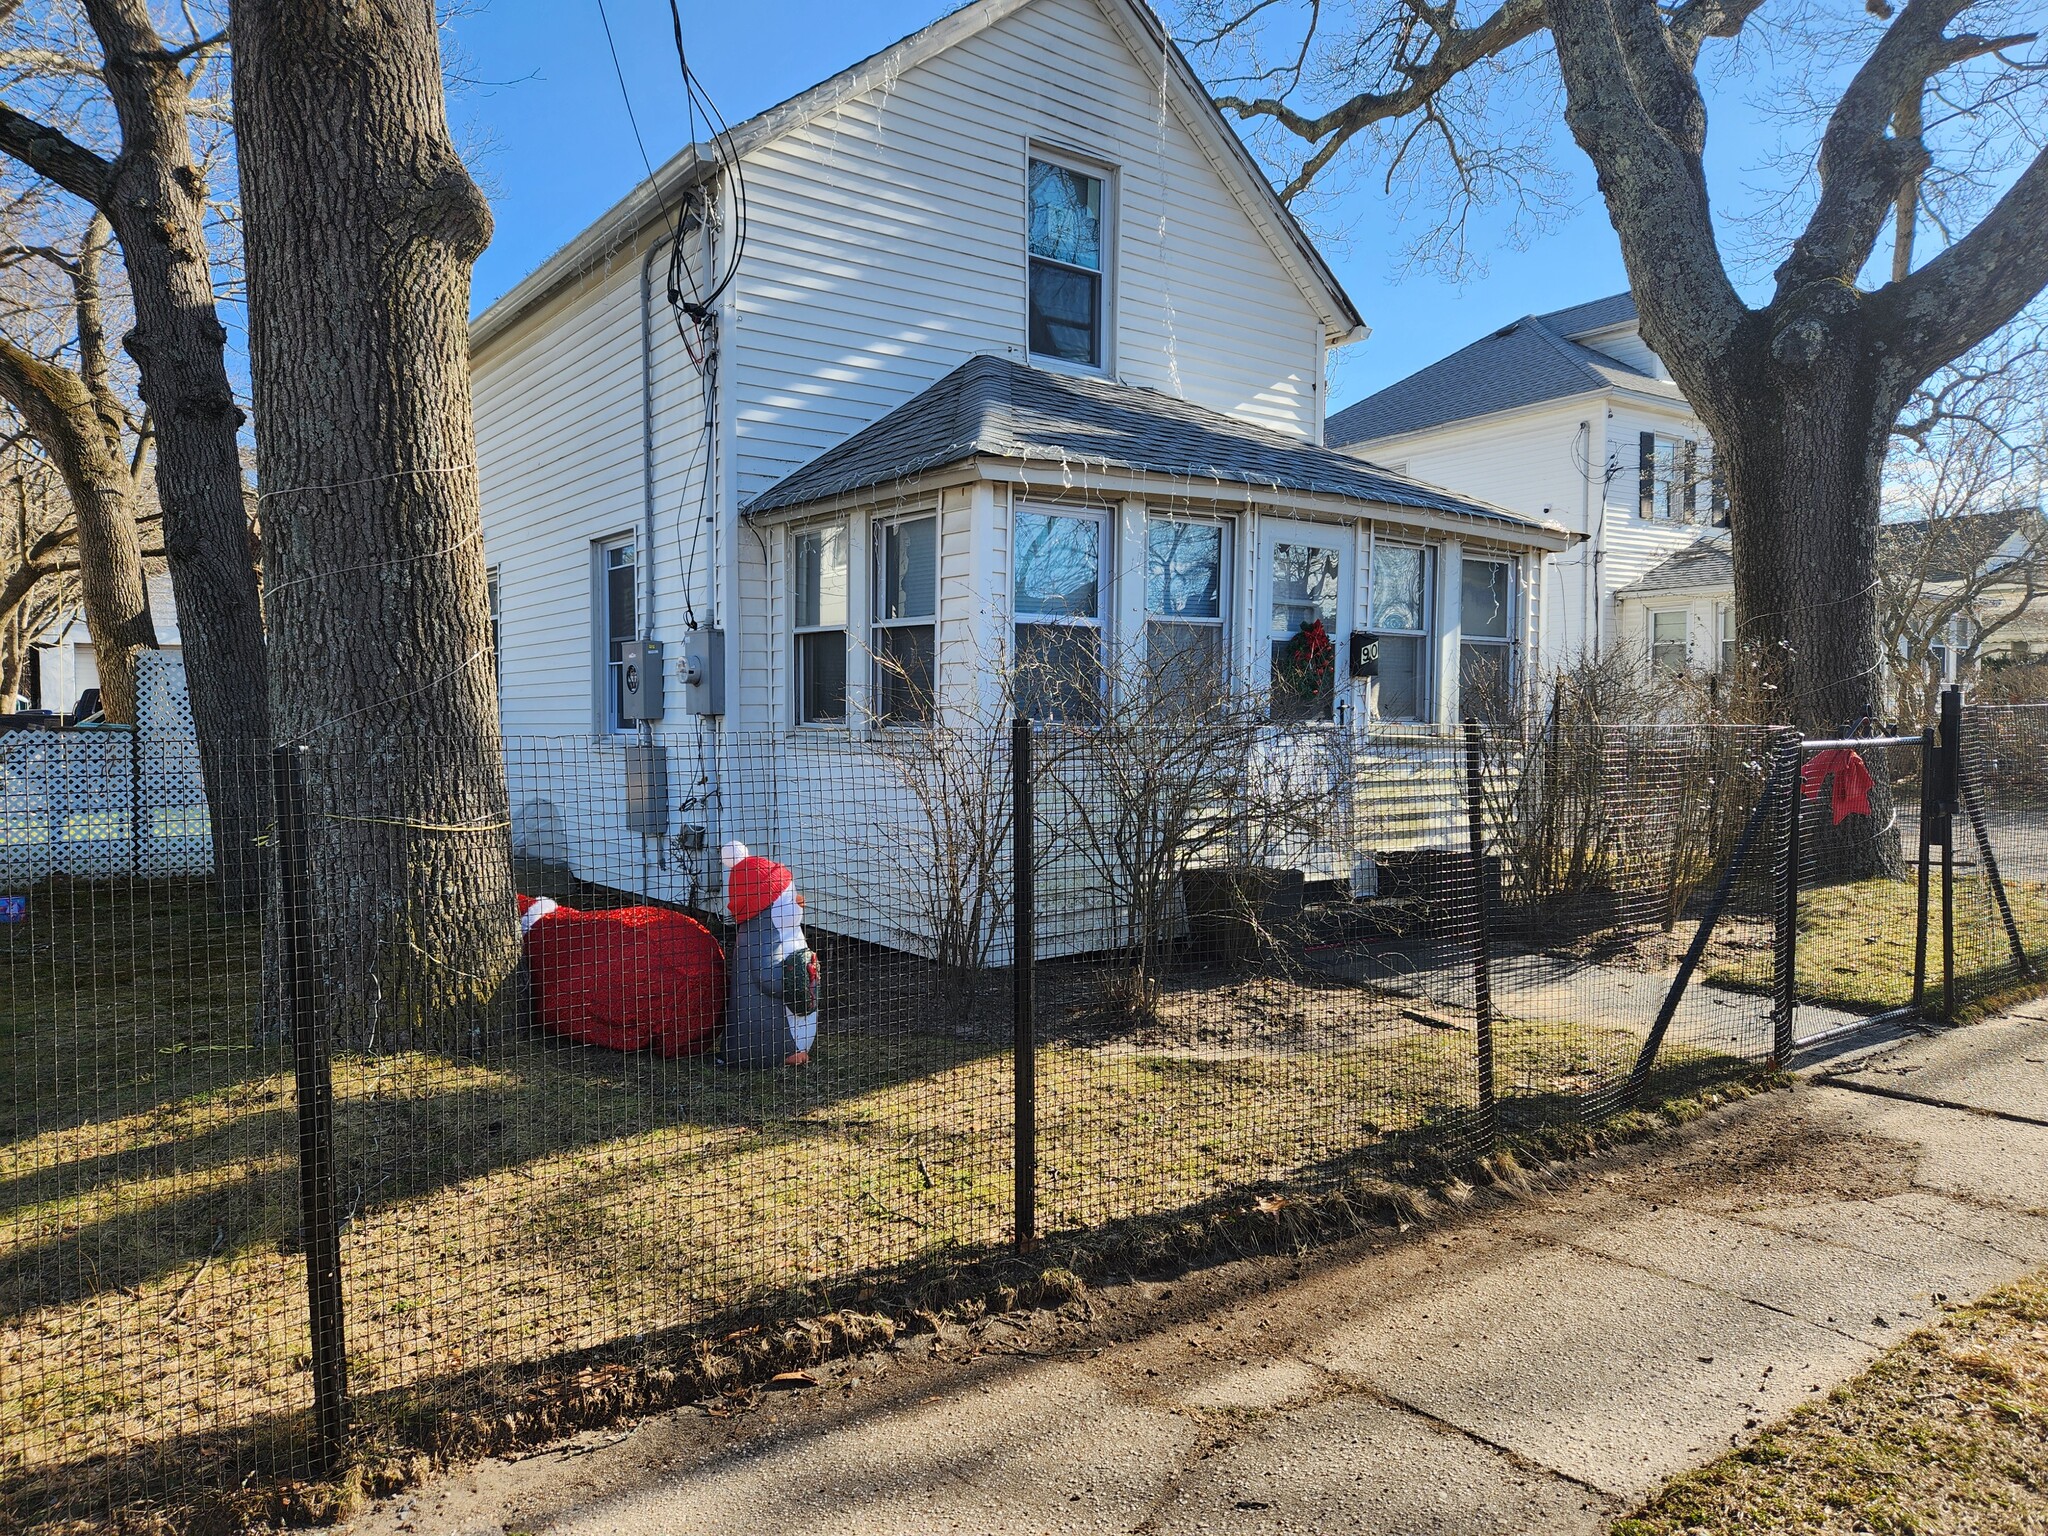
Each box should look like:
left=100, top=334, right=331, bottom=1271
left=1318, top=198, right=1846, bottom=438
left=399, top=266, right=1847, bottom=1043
left=1616, top=1270, right=2048, bottom=1534
left=3, top=877, right=1748, bottom=1531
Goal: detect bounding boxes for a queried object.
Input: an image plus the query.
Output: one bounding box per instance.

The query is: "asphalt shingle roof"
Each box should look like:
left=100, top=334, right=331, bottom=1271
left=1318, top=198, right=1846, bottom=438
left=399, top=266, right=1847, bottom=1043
left=743, top=354, right=1552, bottom=535
left=1616, top=536, right=1733, bottom=596
left=1326, top=292, right=1683, bottom=447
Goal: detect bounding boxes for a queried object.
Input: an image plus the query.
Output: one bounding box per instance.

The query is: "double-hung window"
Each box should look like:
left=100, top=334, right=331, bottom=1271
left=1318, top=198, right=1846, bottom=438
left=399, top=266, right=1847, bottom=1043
left=1027, top=156, right=1107, bottom=369
left=1649, top=609, right=1689, bottom=674
left=792, top=525, right=849, bottom=724
left=1013, top=505, right=1106, bottom=720
left=873, top=515, right=937, bottom=724
left=1638, top=433, right=1724, bottom=523
left=1458, top=556, right=1515, bottom=724
left=486, top=566, right=502, bottom=692
left=1371, top=542, right=1432, bottom=723
left=1717, top=605, right=1735, bottom=674
left=1146, top=516, right=1227, bottom=701
left=597, top=536, right=637, bottom=734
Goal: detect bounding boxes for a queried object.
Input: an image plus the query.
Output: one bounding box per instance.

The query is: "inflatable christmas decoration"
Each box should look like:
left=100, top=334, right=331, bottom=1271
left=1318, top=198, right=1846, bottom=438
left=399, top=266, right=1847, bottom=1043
left=516, top=894, right=725, bottom=1056
left=720, top=841, right=821, bottom=1069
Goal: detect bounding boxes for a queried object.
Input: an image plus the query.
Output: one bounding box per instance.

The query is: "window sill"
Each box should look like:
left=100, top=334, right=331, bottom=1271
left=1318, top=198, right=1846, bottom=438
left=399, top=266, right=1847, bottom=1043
left=1027, top=352, right=1112, bottom=381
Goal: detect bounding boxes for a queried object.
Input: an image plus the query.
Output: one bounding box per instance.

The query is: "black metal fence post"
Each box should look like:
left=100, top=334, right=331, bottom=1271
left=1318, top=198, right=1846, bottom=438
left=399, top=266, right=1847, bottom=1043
left=1938, top=688, right=1961, bottom=1019
left=1773, top=737, right=1803, bottom=1066
left=273, top=745, right=348, bottom=1474
left=1913, top=725, right=1934, bottom=1015
left=1462, top=721, right=1497, bottom=1157
left=1010, top=718, right=1037, bottom=1253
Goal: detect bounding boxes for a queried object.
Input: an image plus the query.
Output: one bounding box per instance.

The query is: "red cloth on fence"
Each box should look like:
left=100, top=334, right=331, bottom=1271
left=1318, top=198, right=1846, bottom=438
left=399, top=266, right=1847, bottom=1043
left=516, top=894, right=725, bottom=1056
left=1800, top=747, right=1875, bottom=825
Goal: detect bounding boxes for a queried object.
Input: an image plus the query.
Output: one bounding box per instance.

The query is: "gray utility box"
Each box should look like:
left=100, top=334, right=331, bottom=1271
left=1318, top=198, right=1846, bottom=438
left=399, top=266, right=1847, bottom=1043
left=616, top=639, right=665, bottom=723
left=681, top=627, right=725, bottom=716
left=624, top=744, right=670, bottom=836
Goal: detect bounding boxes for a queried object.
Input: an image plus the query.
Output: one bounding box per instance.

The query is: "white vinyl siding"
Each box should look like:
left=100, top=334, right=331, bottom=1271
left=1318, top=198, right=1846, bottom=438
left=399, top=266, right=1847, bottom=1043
left=727, top=0, right=1322, bottom=508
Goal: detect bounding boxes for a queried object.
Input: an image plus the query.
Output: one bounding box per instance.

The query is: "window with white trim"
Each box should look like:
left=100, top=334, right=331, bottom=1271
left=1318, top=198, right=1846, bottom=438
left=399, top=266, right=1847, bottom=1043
left=873, top=514, right=937, bottom=725
left=1717, top=604, right=1735, bottom=674
left=1013, top=504, right=1107, bottom=721
left=1458, top=555, right=1515, bottom=723
left=1638, top=432, right=1725, bottom=523
left=486, top=566, right=502, bottom=692
left=791, top=524, right=849, bottom=724
left=1027, top=155, right=1108, bottom=369
left=1370, top=542, right=1433, bottom=722
left=1649, top=608, right=1689, bottom=674
left=597, top=535, right=637, bottom=734
left=1146, top=515, right=1228, bottom=701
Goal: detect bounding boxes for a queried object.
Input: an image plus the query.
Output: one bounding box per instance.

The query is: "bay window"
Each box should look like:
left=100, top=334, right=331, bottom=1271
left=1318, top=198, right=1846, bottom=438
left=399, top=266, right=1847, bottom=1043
left=874, top=515, right=937, bottom=724
left=1458, top=555, right=1515, bottom=723
left=1145, top=516, right=1227, bottom=700
left=1370, top=542, right=1432, bottom=723
left=1013, top=505, right=1106, bottom=720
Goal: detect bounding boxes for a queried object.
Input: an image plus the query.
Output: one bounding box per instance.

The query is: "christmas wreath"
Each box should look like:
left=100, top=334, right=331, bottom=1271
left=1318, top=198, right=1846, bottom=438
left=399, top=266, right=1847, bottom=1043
left=1274, top=617, right=1335, bottom=712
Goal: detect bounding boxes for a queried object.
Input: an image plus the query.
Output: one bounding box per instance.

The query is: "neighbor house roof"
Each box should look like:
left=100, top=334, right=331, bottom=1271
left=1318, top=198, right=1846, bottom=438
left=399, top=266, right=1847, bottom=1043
left=1616, top=535, right=1733, bottom=597
left=744, top=354, right=1561, bottom=542
left=1326, top=292, right=1685, bottom=447
left=470, top=0, right=1363, bottom=355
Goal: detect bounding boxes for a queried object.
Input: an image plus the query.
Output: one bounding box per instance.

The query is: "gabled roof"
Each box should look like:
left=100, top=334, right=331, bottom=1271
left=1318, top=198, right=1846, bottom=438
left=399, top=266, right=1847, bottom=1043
left=1616, top=535, right=1732, bottom=597
left=744, top=354, right=1559, bottom=542
left=470, top=0, right=1362, bottom=354
left=1326, top=292, right=1686, bottom=447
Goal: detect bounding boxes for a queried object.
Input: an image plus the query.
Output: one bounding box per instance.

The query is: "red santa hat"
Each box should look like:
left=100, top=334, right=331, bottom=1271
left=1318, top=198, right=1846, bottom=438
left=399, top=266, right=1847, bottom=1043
left=721, top=841, right=792, bottom=925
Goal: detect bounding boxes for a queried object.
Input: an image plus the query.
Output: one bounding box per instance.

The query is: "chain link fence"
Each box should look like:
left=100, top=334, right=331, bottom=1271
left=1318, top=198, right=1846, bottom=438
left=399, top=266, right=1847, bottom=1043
left=3, top=696, right=2037, bottom=1530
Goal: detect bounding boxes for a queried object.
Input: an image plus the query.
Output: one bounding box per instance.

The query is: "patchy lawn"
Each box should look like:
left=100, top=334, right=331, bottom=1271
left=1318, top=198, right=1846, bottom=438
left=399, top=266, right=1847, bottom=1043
left=3, top=877, right=1752, bottom=1531
left=1615, top=1269, right=2048, bottom=1535
left=1703, top=874, right=2048, bottom=1019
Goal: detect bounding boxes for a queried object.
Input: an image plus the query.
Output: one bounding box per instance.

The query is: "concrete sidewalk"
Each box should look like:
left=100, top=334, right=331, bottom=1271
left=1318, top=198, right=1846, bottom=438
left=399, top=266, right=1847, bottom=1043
left=350, top=1010, right=2048, bottom=1536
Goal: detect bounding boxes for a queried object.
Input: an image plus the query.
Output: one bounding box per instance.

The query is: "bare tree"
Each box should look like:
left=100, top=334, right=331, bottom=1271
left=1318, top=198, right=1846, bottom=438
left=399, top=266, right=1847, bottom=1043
left=0, top=211, right=152, bottom=720
left=1879, top=321, right=2048, bottom=707
left=0, top=0, right=270, bottom=893
left=231, top=0, right=516, bottom=1049
left=1181, top=0, right=2048, bottom=767
left=0, top=443, right=80, bottom=703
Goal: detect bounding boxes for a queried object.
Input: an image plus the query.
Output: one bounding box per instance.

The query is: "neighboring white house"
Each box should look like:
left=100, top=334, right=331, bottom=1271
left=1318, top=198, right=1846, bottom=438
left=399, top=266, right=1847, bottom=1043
left=470, top=0, right=1567, bottom=948
left=29, top=573, right=182, bottom=715
left=1326, top=293, right=1720, bottom=674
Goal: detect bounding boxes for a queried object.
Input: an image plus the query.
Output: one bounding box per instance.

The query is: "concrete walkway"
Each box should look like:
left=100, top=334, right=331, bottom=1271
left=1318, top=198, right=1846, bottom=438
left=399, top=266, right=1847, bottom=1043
left=350, top=1007, right=2048, bottom=1536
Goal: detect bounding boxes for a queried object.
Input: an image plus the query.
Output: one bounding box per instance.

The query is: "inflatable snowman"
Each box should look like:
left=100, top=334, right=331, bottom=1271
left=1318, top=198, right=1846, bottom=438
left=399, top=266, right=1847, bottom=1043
left=720, top=841, right=820, bottom=1069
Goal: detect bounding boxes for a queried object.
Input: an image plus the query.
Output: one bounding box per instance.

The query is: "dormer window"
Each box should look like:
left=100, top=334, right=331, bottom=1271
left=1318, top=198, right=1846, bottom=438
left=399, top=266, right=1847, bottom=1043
left=1027, top=155, right=1107, bottom=369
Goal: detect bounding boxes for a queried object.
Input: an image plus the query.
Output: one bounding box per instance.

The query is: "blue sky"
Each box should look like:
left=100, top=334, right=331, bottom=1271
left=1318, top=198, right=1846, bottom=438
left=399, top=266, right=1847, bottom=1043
left=446, top=0, right=1790, bottom=413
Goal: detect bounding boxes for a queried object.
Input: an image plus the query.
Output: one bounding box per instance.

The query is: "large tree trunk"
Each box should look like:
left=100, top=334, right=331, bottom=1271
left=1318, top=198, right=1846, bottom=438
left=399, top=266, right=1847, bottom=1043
left=232, top=0, right=517, bottom=1051
left=1712, top=332, right=1905, bottom=878
left=86, top=0, right=272, bottom=905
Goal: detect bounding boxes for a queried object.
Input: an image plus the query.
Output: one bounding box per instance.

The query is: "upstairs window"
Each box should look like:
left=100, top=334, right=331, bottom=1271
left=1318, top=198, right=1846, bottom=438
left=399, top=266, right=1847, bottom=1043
left=1027, top=156, right=1106, bottom=369
left=1013, top=505, right=1106, bottom=721
left=792, top=525, right=849, bottom=724
left=874, top=515, right=937, bottom=724
left=1638, top=432, right=1726, bottom=523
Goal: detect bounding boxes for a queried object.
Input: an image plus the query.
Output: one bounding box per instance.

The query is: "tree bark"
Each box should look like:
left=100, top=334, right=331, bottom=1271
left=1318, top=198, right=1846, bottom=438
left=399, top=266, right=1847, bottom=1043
left=231, top=0, right=517, bottom=1051
left=81, top=0, right=272, bottom=904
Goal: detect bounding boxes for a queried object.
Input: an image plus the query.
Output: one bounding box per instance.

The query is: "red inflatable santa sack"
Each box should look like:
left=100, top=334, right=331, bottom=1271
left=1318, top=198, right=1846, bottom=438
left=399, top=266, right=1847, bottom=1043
left=516, top=894, right=725, bottom=1056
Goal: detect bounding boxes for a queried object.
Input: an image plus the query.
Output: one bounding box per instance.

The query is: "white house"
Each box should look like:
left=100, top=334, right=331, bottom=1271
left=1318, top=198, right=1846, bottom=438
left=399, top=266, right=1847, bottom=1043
left=28, top=573, right=182, bottom=716
left=1326, top=294, right=1721, bottom=674
left=471, top=0, right=1567, bottom=949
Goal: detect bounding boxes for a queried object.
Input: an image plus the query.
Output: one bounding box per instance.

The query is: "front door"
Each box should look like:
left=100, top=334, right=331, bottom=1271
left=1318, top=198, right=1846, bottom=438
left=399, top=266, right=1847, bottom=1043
left=1258, top=521, right=1351, bottom=723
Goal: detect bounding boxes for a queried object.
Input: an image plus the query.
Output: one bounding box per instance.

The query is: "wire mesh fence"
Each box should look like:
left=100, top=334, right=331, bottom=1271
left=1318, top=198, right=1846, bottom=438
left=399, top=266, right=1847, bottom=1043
left=2, top=697, right=2038, bottom=1529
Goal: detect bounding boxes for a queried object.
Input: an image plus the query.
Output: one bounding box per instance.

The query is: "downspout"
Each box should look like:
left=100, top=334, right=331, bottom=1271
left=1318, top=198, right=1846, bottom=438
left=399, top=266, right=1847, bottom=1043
left=1580, top=418, right=1604, bottom=658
